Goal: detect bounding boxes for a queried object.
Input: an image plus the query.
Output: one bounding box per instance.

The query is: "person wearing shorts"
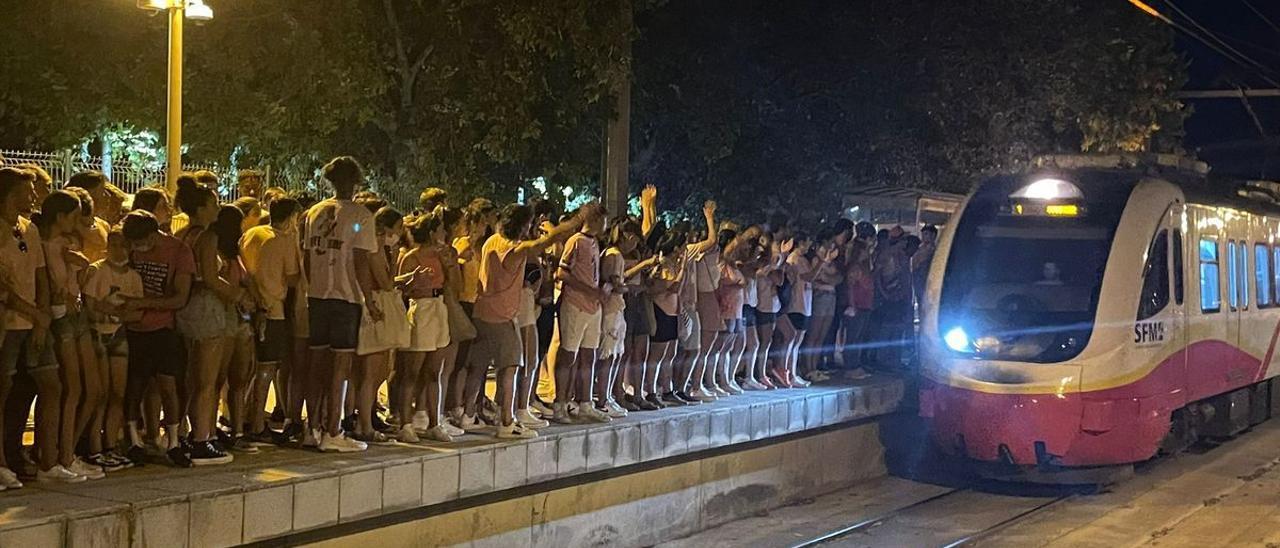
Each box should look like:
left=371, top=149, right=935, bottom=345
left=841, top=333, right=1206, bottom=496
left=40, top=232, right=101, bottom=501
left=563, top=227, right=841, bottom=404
left=551, top=214, right=607, bottom=424
left=240, top=197, right=303, bottom=443
left=82, top=229, right=144, bottom=470
left=468, top=203, right=596, bottom=439
left=121, top=210, right=195, bottom=467
left=302, top=157, right=379, bottom=453
left=678, top=201, right=720, bottom=403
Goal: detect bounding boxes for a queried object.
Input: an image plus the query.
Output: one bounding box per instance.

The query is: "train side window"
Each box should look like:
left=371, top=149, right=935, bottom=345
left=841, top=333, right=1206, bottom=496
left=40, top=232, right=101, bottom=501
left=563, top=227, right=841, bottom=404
left=1172, top=229, right=1184, bottom=305
left=1200, top=239, right=1221, bottom=313
left=1228, top=241, right=1239, bottom=311
left=1274, top=248, right=1280, bottom=304
left=1258, top=244, right=1272, bottom=307
left=1138, top=230, right=1170, bottom=320
left=1239, top=242, right=1249, bottom=309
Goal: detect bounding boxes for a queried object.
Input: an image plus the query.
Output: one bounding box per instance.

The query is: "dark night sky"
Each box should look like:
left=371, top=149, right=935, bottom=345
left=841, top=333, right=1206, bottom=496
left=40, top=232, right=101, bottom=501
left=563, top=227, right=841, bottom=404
left=1167, top=0, right=1280, bottom=176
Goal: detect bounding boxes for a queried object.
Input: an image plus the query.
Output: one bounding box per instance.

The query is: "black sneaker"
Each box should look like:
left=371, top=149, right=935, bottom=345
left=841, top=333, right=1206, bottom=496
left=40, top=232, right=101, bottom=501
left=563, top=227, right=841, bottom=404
left=371, top=412, right=393, bottom=434
left=277, top=422, right=304, bottom=446
left=639, top=394, right=663, bottom=411
left=674, top=391, right=701, bottom=405
left=269, top=405, right=286, bottom=425
left=340, top=412, right=357, bottom=435
left=214, top=428, right=233, bottom=449
left=167, top=446, right=193, bottom=468
left=190, top=440, right=233, bottom=466
left=126, top=444, right=150, bottom=465
left=661, top=392, right=688, bottom=406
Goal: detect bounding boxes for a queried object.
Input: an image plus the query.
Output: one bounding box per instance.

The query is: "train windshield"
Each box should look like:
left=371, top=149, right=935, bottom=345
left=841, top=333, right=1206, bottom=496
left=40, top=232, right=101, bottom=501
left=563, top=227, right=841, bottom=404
left=938, top=172, right=1134, bottom=363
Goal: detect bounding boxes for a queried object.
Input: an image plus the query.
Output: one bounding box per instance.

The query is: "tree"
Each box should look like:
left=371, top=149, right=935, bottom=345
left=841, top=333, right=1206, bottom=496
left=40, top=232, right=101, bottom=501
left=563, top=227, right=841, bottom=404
left=630, top=0, right=1188, bottom=221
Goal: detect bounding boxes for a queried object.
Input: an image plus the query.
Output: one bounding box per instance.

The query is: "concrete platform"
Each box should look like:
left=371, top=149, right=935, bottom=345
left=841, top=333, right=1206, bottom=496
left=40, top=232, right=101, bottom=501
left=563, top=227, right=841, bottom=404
left=0, top=376, right=904, bottom=547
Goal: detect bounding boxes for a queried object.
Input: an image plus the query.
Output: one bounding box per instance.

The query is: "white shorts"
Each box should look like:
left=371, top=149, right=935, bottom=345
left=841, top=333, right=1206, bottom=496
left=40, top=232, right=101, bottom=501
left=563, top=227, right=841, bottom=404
left=558, top=303, right=602, bottom=353
left=407, top=296, right=450, bottom=352
left=599, top=310, right=626, bottom=359
left=517, top=287, right=539, bottom=328
left=678, top=308, right=701, bottom=351
left=356, top=290, right=410, bottom=356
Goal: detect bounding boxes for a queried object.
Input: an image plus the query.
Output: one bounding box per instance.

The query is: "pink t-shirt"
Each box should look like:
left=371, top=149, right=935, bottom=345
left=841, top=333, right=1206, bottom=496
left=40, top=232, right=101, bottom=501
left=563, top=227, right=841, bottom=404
left=716, top=262, right=745, bottom=320
left=474, top=235, right=525, bottom=323
left=557, top=232, right=600, bottom=314
left=129, top=233, right=196, bottom=332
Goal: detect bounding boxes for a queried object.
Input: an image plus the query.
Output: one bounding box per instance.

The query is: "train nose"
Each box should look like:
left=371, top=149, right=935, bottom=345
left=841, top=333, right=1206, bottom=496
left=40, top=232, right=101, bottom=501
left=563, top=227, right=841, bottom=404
left=921, top=377, right=1082, bottom=466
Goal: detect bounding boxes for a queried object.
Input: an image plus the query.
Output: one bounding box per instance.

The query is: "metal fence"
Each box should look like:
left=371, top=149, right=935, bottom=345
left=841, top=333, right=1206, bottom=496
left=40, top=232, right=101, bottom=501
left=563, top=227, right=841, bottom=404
left=0, top=149, right=419, bottom=210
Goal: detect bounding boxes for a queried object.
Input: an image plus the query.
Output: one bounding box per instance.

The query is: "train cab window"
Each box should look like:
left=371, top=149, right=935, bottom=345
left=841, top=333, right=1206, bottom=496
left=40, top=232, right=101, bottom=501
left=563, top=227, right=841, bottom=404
left=1138, top=230, right=1169, bottom=320
left=1228, top=241, right=1239, bottom=310
left=1238, top=242, right=1249, bottom=309
left=1200, top=239, right=1221, bottom=313
left=1172, top=229, right=1184, bottom=305
left=1258, top=244, right=1272, bottom=307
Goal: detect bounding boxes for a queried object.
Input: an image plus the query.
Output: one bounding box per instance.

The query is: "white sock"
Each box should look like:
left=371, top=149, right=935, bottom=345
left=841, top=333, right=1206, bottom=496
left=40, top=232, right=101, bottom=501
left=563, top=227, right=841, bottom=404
left=127, top=421, right=143, bottom=447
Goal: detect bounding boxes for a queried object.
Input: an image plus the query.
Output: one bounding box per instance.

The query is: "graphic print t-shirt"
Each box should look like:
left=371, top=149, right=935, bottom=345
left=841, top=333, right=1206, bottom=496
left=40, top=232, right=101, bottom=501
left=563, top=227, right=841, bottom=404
left=129, top=233, right=195, bottom=332
left=304, top=198, right=377, bottom=305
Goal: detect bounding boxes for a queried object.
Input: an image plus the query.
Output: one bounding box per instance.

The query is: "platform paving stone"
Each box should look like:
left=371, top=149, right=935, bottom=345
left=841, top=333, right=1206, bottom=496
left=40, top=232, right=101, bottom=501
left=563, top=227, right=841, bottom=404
left=0, top=376, right=901, bottom=547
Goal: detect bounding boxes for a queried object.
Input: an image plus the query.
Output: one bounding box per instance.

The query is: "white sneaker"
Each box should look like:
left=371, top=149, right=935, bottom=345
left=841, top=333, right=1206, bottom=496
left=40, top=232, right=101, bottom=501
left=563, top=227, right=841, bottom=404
left=790, top=374, right=811, bottom=387
left=573, top=404, right=612, bottom=423
left=709, top=384, right=730, bottom=398
left=742, top=379, right=767, bottom=391
left=438, top=416, right=465, bottom=437
left=689, top=389, right=718, bottom=403
left=604, top=401, right=628, bottom=419
left=496, top=423, right=537, bottom=440
left=69, top=457, right=105, bottom=480
left=0, top=467, right=23, bottom=489
left=412, top=411, right=431, bottom=433
left=397, top=425, right=420, bottom=443
left=551, top=402, right=574, bottom=425
left=531, top=399, right=554, bottom=417
left=37, top=465, right=86, bottom=483
left=516, top=408, right=550, bottom=428
left=319, top=432, right=368, bottom=453
left=423, top=425, right=454, bottom=442
left=303, top=426, right=321, bottom=448
left=725, top=381, right=745, bottom=395
left=457, top=414, right=486, bottom=433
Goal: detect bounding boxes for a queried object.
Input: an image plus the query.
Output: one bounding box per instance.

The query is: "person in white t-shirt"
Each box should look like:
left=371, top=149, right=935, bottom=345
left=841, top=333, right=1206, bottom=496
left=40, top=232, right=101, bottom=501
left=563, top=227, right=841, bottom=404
left=82, top=229, right=144, bottom=470
left=302, top=156, right=379, bottom=453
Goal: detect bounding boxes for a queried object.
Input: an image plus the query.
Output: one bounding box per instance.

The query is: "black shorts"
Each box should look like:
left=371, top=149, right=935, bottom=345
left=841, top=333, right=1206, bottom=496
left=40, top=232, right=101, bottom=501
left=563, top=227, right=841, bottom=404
left=256, top=319, right=289, bottom=364
left=126, top=328, right=186, bottom=378
left=743, top=306, right=758, bottom=328
left=537, top=301, right=557, bottom=355
left=787, top=312, right=810, bottom=331
left=308, top=298, right=362, bottom=351
left=652, top=304, right=678, bottom=343
left=754, top=310, right=777, bottom=326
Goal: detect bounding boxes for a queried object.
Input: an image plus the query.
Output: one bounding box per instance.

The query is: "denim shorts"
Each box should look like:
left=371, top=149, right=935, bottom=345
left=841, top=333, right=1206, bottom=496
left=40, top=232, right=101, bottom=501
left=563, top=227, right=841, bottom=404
left=50, top=309, right=90, bottom=342
left=1, top=330, right=59, bottom=377
left=93, top=328, right=129, bottom=360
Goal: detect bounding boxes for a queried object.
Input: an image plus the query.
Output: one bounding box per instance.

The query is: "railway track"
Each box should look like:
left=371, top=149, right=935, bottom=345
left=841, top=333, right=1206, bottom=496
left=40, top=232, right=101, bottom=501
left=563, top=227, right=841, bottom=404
left=790, top=488, right=1076, bottom=548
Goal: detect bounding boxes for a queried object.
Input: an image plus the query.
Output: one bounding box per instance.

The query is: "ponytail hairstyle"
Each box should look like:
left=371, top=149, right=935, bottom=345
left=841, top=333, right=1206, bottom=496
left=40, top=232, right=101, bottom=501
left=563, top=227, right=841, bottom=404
left=174, top=174, right=216, bottom=217
left=410, top=209, right=445, bottom=245
left=212, top=204, right=244, bottom=258
left=32, top=190, right=82, bottom=237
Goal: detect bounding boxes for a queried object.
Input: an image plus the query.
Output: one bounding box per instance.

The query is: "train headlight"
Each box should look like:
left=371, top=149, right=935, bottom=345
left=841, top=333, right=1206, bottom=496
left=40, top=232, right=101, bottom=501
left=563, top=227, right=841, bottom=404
left=1010, top=178, right=1083, bottom=200
left=944, top=327, right=971, bottom=352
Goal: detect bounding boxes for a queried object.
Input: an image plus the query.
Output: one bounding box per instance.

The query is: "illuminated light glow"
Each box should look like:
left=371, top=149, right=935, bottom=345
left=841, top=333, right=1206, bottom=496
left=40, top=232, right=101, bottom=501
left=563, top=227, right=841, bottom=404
left=353, top=223, right=362, bottom=233
left=1045, top=204, right=1080, bottom=217
left=944, top=327, right=970, bottom=352
left=137, top=0, right=170, bottom=9
left=185, top=0, right=213, bottom=20
left=1013, top=204, right=1024, bottom=215
left=1010, top=178, right=1084, bottom=200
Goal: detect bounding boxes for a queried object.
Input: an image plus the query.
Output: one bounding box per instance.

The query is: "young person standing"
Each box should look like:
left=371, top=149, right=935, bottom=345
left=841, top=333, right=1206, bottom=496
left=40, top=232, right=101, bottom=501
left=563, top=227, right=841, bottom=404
left=468, top=203, right=599, bottom=439
left=302, top=157, right=378, bottom=453
left=550, top=210, right=609, bottom=424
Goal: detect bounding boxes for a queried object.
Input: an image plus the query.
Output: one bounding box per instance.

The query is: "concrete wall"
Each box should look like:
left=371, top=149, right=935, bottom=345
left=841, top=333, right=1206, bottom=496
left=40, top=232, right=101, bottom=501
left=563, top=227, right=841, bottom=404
left=307, top=422, right=887, bottom=548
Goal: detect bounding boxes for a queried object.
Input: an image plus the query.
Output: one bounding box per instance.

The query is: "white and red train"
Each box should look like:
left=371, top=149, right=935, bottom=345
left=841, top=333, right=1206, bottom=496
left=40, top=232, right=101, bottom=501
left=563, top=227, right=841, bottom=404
left=918, top=154, right=1280, bottom=477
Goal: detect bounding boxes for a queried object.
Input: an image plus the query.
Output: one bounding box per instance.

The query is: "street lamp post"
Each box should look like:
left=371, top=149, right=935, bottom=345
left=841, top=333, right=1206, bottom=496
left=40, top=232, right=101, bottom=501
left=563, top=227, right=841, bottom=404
left=136, top=0, right=212, bottom=192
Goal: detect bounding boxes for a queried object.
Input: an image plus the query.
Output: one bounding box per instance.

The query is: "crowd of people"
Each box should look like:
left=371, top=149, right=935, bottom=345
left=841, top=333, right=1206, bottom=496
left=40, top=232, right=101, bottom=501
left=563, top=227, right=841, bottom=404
left=0, top=155, right=936, bottom=488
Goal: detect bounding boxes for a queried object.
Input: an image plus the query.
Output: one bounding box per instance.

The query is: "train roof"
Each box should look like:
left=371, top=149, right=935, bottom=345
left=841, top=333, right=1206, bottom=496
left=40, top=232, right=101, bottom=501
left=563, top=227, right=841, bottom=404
left=1031, top=154, right=1280, bottom=219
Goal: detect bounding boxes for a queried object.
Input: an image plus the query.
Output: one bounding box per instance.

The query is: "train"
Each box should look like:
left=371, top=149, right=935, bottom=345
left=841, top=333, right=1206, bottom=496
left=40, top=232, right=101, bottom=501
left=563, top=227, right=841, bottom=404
left=917, top=154, right=1280, bottom=481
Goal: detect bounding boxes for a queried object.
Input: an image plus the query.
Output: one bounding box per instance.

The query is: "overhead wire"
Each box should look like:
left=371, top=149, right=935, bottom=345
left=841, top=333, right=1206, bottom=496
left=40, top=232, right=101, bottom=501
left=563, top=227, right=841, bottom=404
left=1239, top=0, right=1280, bottom=36
left=1160, top=0, right=1280, bottom=83
left=1125, top=0, right=1280, bottom=87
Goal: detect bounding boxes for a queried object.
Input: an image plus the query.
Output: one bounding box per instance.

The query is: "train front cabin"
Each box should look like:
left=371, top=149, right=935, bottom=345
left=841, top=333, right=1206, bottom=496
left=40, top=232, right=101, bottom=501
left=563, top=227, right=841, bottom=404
left=919, top=155, right=1280, bottom=478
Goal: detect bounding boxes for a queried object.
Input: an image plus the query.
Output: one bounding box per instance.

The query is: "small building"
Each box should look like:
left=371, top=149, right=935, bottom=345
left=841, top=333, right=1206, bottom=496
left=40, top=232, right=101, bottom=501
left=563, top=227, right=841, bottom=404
left=841, top=185, right=964, bottom=232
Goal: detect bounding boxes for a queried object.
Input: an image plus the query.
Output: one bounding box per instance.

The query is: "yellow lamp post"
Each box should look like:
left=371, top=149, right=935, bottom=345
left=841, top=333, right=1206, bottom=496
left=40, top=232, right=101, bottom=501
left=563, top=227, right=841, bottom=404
left=136, top=0, right=213, bottom=192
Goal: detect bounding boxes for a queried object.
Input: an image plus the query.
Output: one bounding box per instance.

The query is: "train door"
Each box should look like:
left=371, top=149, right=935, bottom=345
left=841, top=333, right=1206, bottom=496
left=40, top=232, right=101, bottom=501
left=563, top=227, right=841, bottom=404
left=1186, top=206, right=1231, bottom=400
left=1133, top=206, right=1185, bottom=399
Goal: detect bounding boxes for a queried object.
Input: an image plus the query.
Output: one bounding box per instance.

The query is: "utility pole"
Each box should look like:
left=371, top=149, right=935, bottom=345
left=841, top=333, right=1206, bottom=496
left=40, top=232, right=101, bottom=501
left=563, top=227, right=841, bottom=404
left=601, top=0, right=633, bottom=217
